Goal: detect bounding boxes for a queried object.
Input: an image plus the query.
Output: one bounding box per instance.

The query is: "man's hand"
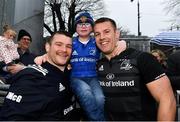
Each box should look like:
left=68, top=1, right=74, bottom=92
left=113, top=40, right=127, bottom=57
left=34, top=54, right=48, bottom=65
left=7, top=64, right=25, bottom=74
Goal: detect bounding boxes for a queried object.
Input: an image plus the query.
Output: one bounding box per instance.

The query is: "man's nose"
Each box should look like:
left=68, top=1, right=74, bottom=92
left=99, top=33, right=105, bottom=40
left=61, top=45, right=67, bottom=52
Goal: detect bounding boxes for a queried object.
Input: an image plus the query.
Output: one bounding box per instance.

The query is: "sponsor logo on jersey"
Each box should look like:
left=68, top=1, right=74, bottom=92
left=6, top=92, right=22, bottom=103
left=98, top=65, right=104, bottom=71
left=59, top=83, right=65, bottom=92
left=111, top=80, right=134, bottom=87
left=100, top=80, right=135, bottom=87
left=71, top=57, right=96, bottom=62
left=120, top=59, right=132, bottom=70
left=106, top=73, right=115, bottom=80
left=72, top=50, right=78, bottom=55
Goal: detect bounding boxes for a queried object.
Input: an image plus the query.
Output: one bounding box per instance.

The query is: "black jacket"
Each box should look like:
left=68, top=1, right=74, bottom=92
left=0, top=62, right=75, bottom=120
left=167, top=50, right=180, bottom=90
left=17, top=48, right=36, bottom=66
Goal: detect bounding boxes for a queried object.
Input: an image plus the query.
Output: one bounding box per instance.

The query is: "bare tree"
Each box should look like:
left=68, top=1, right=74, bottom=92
left=44, top=0, right=105, bottom=36
left=164, top=0, right=180, bottom=16
left=118, top=27, right=131, bottom=38
left=164, top=0, right=180, bottom=29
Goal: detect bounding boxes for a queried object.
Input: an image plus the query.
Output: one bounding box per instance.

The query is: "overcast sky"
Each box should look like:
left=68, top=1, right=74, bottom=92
left=103, top=0, right=172, bottom=37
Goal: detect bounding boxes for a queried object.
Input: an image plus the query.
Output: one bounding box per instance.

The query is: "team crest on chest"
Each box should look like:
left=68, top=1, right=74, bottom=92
left=120, top=59, right=132, bottom=70
left=89, top=49, right=96, bottom=55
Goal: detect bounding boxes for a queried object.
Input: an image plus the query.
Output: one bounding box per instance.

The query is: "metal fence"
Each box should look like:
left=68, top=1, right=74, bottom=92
left=120, top=37, right=151, bottom=52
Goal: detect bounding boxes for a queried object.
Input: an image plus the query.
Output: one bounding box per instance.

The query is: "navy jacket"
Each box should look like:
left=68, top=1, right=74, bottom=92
left=0, top=62, right=75, bottom=120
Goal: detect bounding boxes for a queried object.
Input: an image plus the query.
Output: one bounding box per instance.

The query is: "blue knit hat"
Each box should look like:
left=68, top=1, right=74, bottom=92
left=74, top=12, right=94, bottom=28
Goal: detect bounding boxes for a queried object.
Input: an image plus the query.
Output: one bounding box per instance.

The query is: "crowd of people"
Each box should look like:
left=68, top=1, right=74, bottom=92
left=0, top=11, right=179, bottom=121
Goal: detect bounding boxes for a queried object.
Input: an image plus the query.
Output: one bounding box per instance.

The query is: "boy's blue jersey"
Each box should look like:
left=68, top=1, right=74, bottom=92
left=70, top=37, right=100, bottom=77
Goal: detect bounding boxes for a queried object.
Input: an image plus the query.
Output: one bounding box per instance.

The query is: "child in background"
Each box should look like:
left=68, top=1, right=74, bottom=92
left=0, top=25, right=19, bottom=65
left=0, top=25, right=19, bottom=82
left=151, top=49, right=167, bottom=70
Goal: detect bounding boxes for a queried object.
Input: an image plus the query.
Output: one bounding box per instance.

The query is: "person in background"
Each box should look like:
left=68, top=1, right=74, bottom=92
left=0, top=24, right=16, bottom=40
left=0, top=29, right=36, bottom=83
left=94, top=17, right=176, bottom=121
left=0, top=25, right=19, bottom=64
left=0, top=25, right=19, bottom=82
left=16, top=29, right=36, bottom=66
left=151, top=49, right=167, bottom=70
left=0, top=31, right=77, bottom=121
left=167, top=50, right=180, bottom=76
left=166, top=50, right=180, bottom=90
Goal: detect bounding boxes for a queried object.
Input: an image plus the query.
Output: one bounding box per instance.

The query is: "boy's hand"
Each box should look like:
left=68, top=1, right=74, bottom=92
left=34, top=54, right=48, bottom=65
left=113, top=40, right=127, bottom=57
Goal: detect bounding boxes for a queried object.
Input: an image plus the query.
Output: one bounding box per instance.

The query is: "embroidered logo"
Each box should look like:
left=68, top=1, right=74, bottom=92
left=120, top=59, right=132, bottom=70
left=59, top=83, right=65, bottom=92
left=72, top=50, right=78, bottom=55
left=80, top=16, right=88, bottom=23
left=89, top=49, right=96, bottom=56
left=98, top=65, right=104, bottom=71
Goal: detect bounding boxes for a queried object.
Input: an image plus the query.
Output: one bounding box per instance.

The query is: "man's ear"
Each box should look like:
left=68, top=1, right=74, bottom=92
left=45, top=43, right=50, bottom=52
left=115, top=30, right=120, bottom=42
left=116, top=30, right=120, bottom=40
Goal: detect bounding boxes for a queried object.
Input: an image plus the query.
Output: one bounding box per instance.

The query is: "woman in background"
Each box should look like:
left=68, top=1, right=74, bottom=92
left=151, top=49, right=167, bottom=70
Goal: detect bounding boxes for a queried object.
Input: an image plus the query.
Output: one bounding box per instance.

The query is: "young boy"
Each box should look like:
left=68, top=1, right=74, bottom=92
left=70, top=12, right=105, bottom=121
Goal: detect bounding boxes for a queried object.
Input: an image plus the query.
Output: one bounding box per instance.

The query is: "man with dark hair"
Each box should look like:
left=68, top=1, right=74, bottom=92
left=0, top=31, right=76, bottom=120
left=94, top=17, right=176, bottom=121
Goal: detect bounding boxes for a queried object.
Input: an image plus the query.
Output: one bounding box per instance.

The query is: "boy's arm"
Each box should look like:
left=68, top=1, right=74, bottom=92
left=34, top=54, right=48, bottom=65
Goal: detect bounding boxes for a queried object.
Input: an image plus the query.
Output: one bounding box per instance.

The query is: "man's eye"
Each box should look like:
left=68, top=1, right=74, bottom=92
left=95, top=33, right=100, bottom=37
left=56, top=43, right=62, bottom=47
left=66, top=45, right=72, bottom=49
left=105, top=30, right=110, bottom=34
